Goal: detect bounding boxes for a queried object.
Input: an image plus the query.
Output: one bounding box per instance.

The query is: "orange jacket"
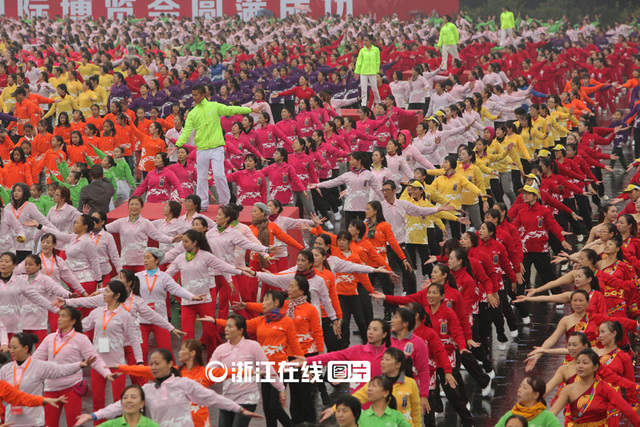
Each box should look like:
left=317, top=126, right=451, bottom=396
left=36, top=149, right=66, bottom=183
left=364, top=221, right=406, bottom=262
left=86, top=115, right=105, bottom=131
left=249, top=222, right=304, bottom=262
left=7, top=99, right=39, bottom=135
left=53, top=125, right=73, bottom=143
left=0, top=380, right=45, bottom=407
left=3, top=160, right=33, bottom=187
left=32, top=132, right=53, bottom=160
left=70, top=121, right=86, bottom=135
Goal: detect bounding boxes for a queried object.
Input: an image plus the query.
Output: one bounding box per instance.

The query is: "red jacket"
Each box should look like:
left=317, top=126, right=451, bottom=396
left=452, top=268, right=480, bottom=317
left=414, top=323, right=452, bottom=391
left=467, top=246, right=499, bottom=295
left=422, top=304, right=466, bottom=360
left=511, top=201, right=565, bottom=253
left=475, top=238, right=516, bottom=291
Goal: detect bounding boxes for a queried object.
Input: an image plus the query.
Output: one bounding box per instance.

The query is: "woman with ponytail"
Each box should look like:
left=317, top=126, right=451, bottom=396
left=359, top=376, right=410, bottom=427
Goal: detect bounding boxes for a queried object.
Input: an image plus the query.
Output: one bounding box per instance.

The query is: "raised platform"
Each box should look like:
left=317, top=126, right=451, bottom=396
left=107, top=203, right=302, bottom=268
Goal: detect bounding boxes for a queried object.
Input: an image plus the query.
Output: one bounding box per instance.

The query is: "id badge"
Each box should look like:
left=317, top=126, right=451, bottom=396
left=11, top=406, right=22, bottom=415
left=148, top=303, right=155, bottom=311
left=98, top=337, right=110, bottom=353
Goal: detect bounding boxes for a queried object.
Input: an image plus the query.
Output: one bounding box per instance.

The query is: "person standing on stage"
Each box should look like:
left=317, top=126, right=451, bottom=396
left=168, top=85, right=263, bottom=210
left=355, top=35, right=381, bottom=108
left=437, top=15, right=460, bottom=71
left=500, top=7, right=516, bottom=46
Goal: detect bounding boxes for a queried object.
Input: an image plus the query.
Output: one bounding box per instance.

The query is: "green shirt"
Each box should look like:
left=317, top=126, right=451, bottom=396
left=494, top=409, right=561, bottom=427
left=354, top=45, right=381, bottom=75
left=500, top=11, right=515, bottom=29
left=29, top=195, right=55, bottom=216
left=176, top=99, right=251, bottom=151
left=97, top=415, right=159, bottom=427
left=360, top=406, right=411, bottom=427
left=437, top=22, right=460, bottom=47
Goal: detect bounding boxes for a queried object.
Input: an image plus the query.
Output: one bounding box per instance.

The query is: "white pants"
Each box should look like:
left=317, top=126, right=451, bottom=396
left=500, top=29, right=514, bottom=46
left=360, top=74, right=380, bottom=107
left=440, top=45, right=459, bottom=70
left=196, top=146, right=229, bottom=209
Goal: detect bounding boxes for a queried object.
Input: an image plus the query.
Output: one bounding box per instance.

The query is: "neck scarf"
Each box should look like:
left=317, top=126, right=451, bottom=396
left=230, top=220, right=239, bottom=227
left=154, top=374, right=172, bottom=389
left=286, top=296, right=307, bottom=319
left=252, top=216, right=271, bottom=269
left=146, top=268, right=159, bottom=276
left=268, top=213, right=280, bottom=222
left=217, top=225, right=228, bottom=234
left=265, top=308, right=284, bottom=323
left=1, top=273, right=12, bottom=283
left=185, top=250, right=197, bottom=262
left=296, top=268, right=316, bottom=280
left=366, top=220, right=378, bottom=240
left=351, top=168, right=365, bottom=175
left=511, top=402, right=546, bottom=421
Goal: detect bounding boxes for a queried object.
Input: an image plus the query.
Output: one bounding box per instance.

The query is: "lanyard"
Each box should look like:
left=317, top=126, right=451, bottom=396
left=102, top=310, right=117, bottom=333
left=53, top=331, right=76, bottom=357
left=92, top=233, right=102, bottom=246
left=40, top=253, right=54, bottom=276
left=12, top=204, right=26, bottom=220
left=146, top=275, right=158, bottom=293
left=122, top=296, right=134, bottom=312
left=13, top=358, right=32, bottom=389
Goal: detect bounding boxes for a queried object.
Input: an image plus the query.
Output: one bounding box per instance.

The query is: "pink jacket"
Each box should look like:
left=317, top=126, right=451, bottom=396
left=295, top=110, right=322, bottom=137
left=136, top=270, right=196, bottom=321
left=316, top=142, right=349, bottom=179
left=16, top=254, right=86, bottom=294
left=94, top=375, right=241, bottom=427
left=0, top=274, right=58, bottom=333
left=372, top=116, right=399, bottom=147
left=225, top=133, right=262, bottom=169
left=231, top=222, right=262, bottom=267
left=370, top=166, right=392, bottom=201
left=89, top=230, right=123, bottom=276
left=0, top=209, right=26, bottom=255
left=20, top=272, right=71, bottom=330
left=403, top=144, right=435, bottom=171
left=165, top=251, right=241, bottom=305
left=32, top=330, right=112, bottom=392
left=133, top=167, right=187, bottom=203
left=177, top=212, right=216, bottom=233
left=167, top=161, right=197, bottom=196
left=254, top=124, right=292, bottom=159
left=386, top=153, right=415, bottom=190
left=226, top=169, right=267, bottom=206
left=45, top=203, right=81, bottom=251
left=211, top=337, right=285, bottom=404
left=206, top=226, right=269, bottom=266
left=380, top=199, right=439, bottom=244
left=306, top=343, right=386, bottom=392
left=107, top=216, right=174, bottom=266
left=308, top=149, right=332, bottom=180
left=81, top=305, right=143, bottom=365
left=0, top=357, right=84, bottom=426
left=392, top=332, right=430, bottom=397
left=275, top=118, right=299, bottom=152
left=324, top=133, right=350, bottom=165
left=317, top=169, right=384, bottom=212
left=342, top=127, right=377, bottom=152
left=262, top=161, right=306, bottom=204
left=152, top=218, right=186, bottom=253
left=5, top=202, right=53, bottom=252
left=41, top=228, right=102, bottom=282
left=289, top=151, right=319, bottom=187
left=272, top=215, right=315, bottom=259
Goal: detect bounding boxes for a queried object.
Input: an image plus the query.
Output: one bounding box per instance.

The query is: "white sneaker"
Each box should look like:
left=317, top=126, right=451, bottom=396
left=556, top=303, right=565, bottom=311
left=510, top=329, right=519, bottom=338
left=577, top=235, right=584, bottom=243
left=440, top=390, right=446, bottom=397
left=481, top=378, right=492, bottom=397
left=487, top=369, right=495, bottom=380
left=522, top=316, right=531, bottom=325
left=334, top=211, right=342, bottom=221
left=603, top=195, right=610, bottom=201
left=326, top=221, right=334, bottom=230
left=466, top=402, right=472, bottom=411
left=498, top=341, right=508, bottom=351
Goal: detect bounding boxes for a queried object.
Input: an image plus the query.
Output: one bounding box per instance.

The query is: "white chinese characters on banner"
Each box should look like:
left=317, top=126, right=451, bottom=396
left=323, top=0, right=352, bottom=16
left=235, top=0, right=266, bottom=20
left=192, top=0, right=222, bottom=18
left=280, top=0, right=309, bottom=17
left=61, top=0, right=92, bottom=18
left=18, top=0, right=50, bottom=17
left=105, top=0, right=134, bottom=20
left=148, top=0, right=180, bottom=16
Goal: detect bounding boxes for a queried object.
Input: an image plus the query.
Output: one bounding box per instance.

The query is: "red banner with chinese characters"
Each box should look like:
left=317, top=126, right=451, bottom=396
left=0, top=0, right=458, bottom=22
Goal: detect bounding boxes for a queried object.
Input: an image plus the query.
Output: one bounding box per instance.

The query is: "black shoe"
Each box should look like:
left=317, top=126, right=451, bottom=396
left=384, top=311, right=392, bottom=322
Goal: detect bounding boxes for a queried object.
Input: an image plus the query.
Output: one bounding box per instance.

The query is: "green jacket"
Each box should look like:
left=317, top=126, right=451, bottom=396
left=354, top=45, right=381, bottom=75
left=51, top=161, right=87, bottom=208
left=97, top=415, right=159, bottom=427
left=437, top=22, right=460, bottom=47
left=360, top=407, right=411, bottom=427
left=495, top=409, right=561, bottom=427
left=501, top=11, right=515, bottom=30
left=29, top=195, right=55, bottom=216
left=93, top=148, right=136, bottom=189
left=176, top=100, right=251, bottom=150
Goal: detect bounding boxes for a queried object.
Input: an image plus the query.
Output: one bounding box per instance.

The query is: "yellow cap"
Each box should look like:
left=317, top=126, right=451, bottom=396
left=524, top=173, right=537, bottom=180
left=425, top=116, right=436, bottom=121
left=434, top=110, right=444, bottom=116
left=538, top=149, right=551, bottom=157
left=407, top=181, right=424, bottom=189
left=552, top=144, right=565, bottom=151
left=623, top=184, right=640, bottom=193
left=519, top=185, right=540, bottom=198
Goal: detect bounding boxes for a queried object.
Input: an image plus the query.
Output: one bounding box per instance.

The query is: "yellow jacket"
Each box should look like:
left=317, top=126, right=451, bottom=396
left=44, top=95, right=79, bottom=119
left=351, top=375, right=422, bottom=427
left=474, top=147, right=510, bottom=188
left=479, top=106, right=498, bottom=126
left=49, top=75, right=68, bottom=92
left=489, top=139, right=521, bottom=173
left=1, top=84, right=17, bottom=111
left=76, top=90, right=99, bottom=117
left=428, top=169, right=483, bottom=207
left=518, top=125, right=547, bottom=153
left=92, top=85, right=109, bottom=113
left=400, top=189, right=457, bottom=242
left=77, top=63, right=100, bottom=78
left=544, top=114, right=569, bottom=147
left=66, top=80, right=83, bottom=98
left=99, top=74, right=114, bottom=92
left=505, top=133, right=531, bottom=162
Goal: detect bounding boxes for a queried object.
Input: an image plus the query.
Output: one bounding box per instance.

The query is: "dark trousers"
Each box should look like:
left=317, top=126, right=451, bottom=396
left=369, top=272, right=394, bottom=313
left=522, top=252, right=557, bottom=293
left=319, top=178, right=340, bottom=213
left=289, top=357, right=317, bottom=425
left=511, top=169, right=523, bottom=193
left=634, top=127, right=640, bottom=159
left=261, top=383, right=291, bottom=427
left=344, top=210, right=366, bottom=226
left=405, top=243, right=430, bottom=276
left=387, top=243, right=417, bottom=295
left=477, top=302, right=495, bottom=348
left=499, top=275, right=518, bottom=332
left=219, top=404, right=257, bottom=427
left=611, top=146, right=628, bottom=170
left=575, top=194, right=593, bottom=234
left=357, top=283, right=374, bottom=327
left=321, top=317, right=339, bottom=352
left=490, top=178, right=504, bottom=206
left=338, top=294, right=368, bottom=348
left=424, top=366, right=472, bottom=427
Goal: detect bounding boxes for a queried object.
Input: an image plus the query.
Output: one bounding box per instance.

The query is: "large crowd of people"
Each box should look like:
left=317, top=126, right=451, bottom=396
left=0, top=7, right=637, bottom=427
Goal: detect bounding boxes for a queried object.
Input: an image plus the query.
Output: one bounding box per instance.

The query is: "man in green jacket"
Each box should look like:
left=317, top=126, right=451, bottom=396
left=168, top=85, right=261, bottom=209
left=354, top=35, right=381, bottom=107
left=436, top=15, right=459, bottom=71
left=500, top=7, right=515, bottom=46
